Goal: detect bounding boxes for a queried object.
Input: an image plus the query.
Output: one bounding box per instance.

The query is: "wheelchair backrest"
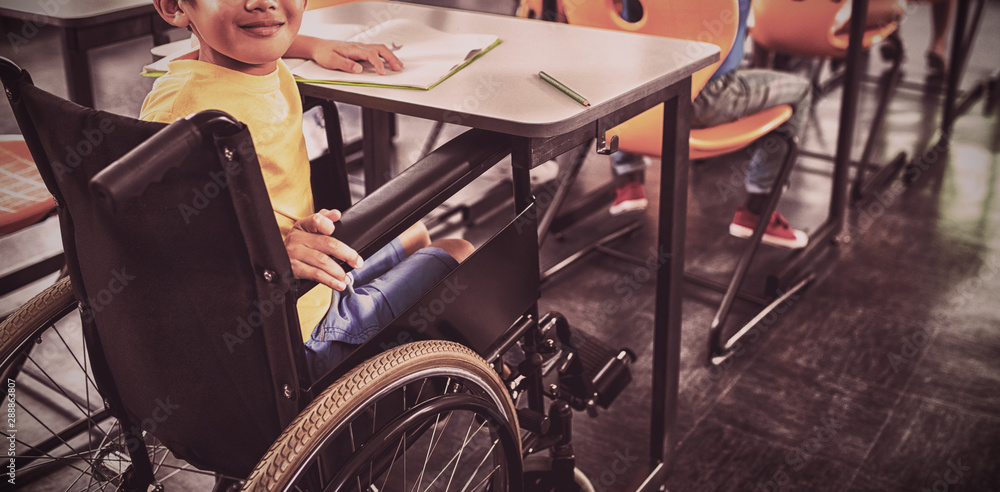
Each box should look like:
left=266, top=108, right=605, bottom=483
left=1, top=59, right=304, bottom=478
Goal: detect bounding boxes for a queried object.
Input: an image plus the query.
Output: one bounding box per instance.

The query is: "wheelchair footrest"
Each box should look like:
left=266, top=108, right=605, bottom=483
left=555, top=326, right=636, bottom=415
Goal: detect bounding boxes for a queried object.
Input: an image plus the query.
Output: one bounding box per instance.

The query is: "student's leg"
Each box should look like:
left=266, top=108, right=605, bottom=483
left=692, top=69, right=811, bottom=196
left=608, top=151, right=649, bottom=215
left=611, top=151, right=646, bottom=179
left=927, top=0, right=953, bottom=74
left=304, top=239, right=473, bottom=379
left=398, top=220, right=431, bottom=256
left=428, top=238, right=474, bottom=264
left=693, top=70, right=811, bottom=248
left=348, top=221, right=432, bottom=287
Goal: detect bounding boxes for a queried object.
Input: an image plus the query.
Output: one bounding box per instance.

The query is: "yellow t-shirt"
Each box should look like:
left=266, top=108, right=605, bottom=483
left=140, top=57, right=332, bottom=338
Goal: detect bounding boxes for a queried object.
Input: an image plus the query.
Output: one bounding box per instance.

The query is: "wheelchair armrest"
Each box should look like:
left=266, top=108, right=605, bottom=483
left=288, top=129, right=510, bottom=296
left=90, top=110, right=245, bottom=212
left=334, top=128, right=510, bottom=258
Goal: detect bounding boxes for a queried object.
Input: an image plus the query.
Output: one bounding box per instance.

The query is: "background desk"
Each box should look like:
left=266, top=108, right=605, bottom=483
left=299, top=2, right=716, bottom=487
left=0, top=0, right=170, bottom=108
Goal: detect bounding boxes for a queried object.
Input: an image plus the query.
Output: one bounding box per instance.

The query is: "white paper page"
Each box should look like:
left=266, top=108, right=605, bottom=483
left=290, top=19, right=498, bottom=89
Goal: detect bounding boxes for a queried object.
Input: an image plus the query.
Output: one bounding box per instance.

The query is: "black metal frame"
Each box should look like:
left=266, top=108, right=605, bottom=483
left=696, top=133, right=815, bottom=365
left=779, top=11, right=908, bottom=202
left=903, top=0, right=998, bottom=181
left=767, top=0, right=878, bottom=292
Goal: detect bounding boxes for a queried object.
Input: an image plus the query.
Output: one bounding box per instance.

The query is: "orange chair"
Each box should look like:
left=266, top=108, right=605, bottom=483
left=0, top=136, right=62, bottom=299
left=517, top=0, right=560, bottom=19
left=749, top=0, right=906, bottom=59
left=561, top=0, right=793, bottom=163
left=559, top=0, right=806, bottom=364
left=517, top=0, right=544, bottom=17
left=750, top=0, right=908, bottom=200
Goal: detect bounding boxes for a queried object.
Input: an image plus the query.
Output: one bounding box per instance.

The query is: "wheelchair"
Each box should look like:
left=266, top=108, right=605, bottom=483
left=0, top=57, right=636, bottom=491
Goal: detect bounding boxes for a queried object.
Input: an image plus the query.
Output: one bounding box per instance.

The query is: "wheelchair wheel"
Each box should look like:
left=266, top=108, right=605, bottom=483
left=0, top=277, right=220, bottom=490
left=245, top=340, right=522, bottom=492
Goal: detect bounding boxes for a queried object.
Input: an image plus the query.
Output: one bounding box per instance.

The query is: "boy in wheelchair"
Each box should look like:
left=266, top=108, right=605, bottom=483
left=1, top=0, right=640, bottom=487
left=142, top=0, right=475, bottom=380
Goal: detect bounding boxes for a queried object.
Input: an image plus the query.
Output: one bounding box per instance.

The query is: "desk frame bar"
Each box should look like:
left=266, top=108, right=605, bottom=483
left=773, top=0, right=867, bottom=281
left=941, top=0, right=985, bottom=145
left=506, top=80, right=692, bottom=485
left=651, top=78, right=690, bottom=476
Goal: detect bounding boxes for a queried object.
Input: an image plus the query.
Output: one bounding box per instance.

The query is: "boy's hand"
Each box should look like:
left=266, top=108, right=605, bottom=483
left=311, top=39, right=404, bottom=76
left=285, top=209, right=364, bottom=291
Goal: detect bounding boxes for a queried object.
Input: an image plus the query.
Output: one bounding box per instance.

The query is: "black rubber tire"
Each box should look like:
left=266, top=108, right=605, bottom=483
left=244, top=340, right=522, bottom=492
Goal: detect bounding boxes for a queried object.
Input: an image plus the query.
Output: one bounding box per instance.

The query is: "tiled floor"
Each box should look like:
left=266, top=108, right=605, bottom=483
left=1, top=1, right=998, bottom=491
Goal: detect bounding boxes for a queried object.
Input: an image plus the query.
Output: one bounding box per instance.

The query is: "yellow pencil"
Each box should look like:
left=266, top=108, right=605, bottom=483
left=539, top=71, right=590, bottom=107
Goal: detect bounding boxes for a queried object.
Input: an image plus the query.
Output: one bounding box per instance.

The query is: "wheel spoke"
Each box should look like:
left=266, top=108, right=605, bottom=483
left=24, top=354, right=106, bottom=437
left=413, top=378, right=430, bottom=405
left=51, top=325, right=102, bottom=396
left=10, top=439, right=93, bottom=480
left=466, top=465, right=500, bottom=492
left=13, top=400, right=89, bottom=465
left=412, top=412, right=442, bottom=492
left=460, top=439, right=498, bottom=492
left=377, top=433, right=405, bottom=491
left=426, top=411, right=455, bottom=464
left=421, top=418, right=488, bottom=492
left=442, top=415, right=475, bottom=492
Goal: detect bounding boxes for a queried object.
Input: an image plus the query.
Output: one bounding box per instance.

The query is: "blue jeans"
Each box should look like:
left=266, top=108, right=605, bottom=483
left=612, top=69, right=811, bottom=194
left=303, top=238, right=458, bottom=379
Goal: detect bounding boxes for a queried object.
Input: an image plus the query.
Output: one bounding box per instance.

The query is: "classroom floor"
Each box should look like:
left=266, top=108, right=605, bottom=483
left=1, top=1, right=998, bottom=491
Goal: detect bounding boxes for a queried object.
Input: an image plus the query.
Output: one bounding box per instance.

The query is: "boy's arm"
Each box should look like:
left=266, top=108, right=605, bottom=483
left=286, top=35, right=403, bottom=76
left=285, top=209, right=364, bottom=291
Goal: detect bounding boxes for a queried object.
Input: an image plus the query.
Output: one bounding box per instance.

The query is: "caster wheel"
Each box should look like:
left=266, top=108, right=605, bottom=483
left=523, top=456, right=596, bottom=492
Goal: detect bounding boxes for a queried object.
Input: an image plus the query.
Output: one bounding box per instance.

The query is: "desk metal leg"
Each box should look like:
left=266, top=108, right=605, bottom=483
left=361, top=107, right=394, bottom=194
left=60, top=28, right=94, bottom=108
left=650, top=79, right=690, bottom=475
left=942, top=0, right=971, bottom=145
left=904, top=0, right=993, bottom=182
left=940, top=0, right=990, bottom=145
left=773, top=0, right=867, bottom=286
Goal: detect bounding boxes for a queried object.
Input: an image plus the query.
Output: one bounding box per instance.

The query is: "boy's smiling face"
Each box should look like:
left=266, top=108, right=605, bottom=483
left=157, top=0, right=306, bottom=75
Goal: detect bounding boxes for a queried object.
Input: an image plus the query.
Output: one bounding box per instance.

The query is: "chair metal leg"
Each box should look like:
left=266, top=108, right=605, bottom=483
left=538, top=141, right=590, bottom=246
left=851, top=32, right=908, bottom=201
left=421, top=120, right=446, bottom=158
left=705, top=133, right=804, bottom=364
left=304, top=97, right=353, bottom=212
left=541, top=222, right=644, bottom=284
left=536, top=141, right=647, bottom=284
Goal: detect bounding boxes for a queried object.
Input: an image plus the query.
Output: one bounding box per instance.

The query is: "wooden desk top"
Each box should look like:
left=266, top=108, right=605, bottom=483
left=299, top=1, right=718, bottom=138
left=0, top=0, right=155, bottom=27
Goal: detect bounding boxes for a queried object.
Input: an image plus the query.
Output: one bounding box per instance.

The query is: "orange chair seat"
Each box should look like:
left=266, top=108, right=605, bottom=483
left=609, top=104, right=793, bottom=161
left=0, top=138, right=56, bottom=235
left=750, top=0, right=906, bottom=58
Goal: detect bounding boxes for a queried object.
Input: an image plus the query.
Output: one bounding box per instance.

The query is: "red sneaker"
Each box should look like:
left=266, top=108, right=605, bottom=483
left=729, top=206, right=808, bottom=249
left=610, top=181, right=648, bottom=216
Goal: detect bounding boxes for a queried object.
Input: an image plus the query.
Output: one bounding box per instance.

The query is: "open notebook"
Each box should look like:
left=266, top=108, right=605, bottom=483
left=144, top=19, right=500, bottom=91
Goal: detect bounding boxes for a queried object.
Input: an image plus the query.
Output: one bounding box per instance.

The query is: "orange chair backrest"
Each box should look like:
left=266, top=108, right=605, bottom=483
left=517, top=0, right=546, bottom=18
left=562, top=0, right=740, bottom=100
left=750, top=0, right=905, bottom=57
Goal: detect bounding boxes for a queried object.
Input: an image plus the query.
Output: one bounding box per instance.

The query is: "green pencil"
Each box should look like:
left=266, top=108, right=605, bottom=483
left=539, top=71, right=590, bottom=107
